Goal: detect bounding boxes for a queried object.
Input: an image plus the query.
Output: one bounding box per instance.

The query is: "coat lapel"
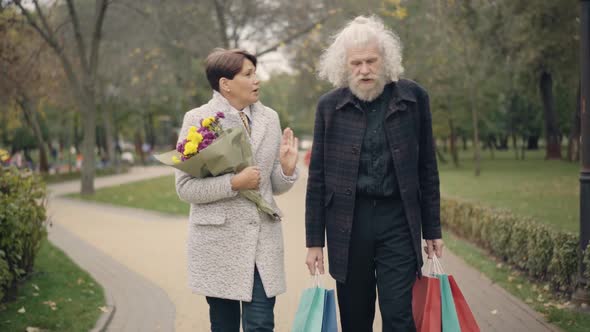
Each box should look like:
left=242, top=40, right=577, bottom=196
left=249, top=102, right=270, bottom=158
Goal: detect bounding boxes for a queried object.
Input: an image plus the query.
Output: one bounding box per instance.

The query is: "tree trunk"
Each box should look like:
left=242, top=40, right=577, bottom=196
left=527, top=135, right=539, bottom=150
left=18, top=95, right=49, bottom=174
left=469, top=86, right=481, bottom=176
left=568, top=82, right=581, bottom=162
left=539, top=70, right=562, bottom=159
left=102, top=106, right=116, bottom=166
left=498, top=135, right=509, bottom=150
left=449, top=117, right=459, bottom=167
left=135, top=129, right=146, bottom=165
left=80, top=94, right=97, bottom=195
left=213, top=0, right=230, bottom=48
left=512, top=134, right=518, bottom=160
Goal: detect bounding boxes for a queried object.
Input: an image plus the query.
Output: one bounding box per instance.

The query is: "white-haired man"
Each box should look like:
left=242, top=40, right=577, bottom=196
left=305, top=16, right=444, bottom=331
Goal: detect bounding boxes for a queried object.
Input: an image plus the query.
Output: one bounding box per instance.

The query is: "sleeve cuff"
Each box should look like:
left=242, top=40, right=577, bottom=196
left=280, top=165, right=299, bottom=183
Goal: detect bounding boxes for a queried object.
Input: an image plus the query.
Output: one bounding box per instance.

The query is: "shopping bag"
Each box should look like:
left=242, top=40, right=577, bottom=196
left=321, top=289, right=338, bottom=332
left=412, top=275, right=442, bottom=332
left=448, top=276, right=480, bottom=332
left=439, top=274, right=461, bottom=332
left=292, top=286, right=325, bottom=332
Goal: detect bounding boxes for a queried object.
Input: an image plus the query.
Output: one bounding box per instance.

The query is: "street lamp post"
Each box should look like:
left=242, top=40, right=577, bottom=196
left=573, top=0, right=590, bottom=306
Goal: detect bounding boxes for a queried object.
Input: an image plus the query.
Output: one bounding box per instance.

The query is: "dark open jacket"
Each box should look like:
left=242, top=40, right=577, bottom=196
left=305, top=79, right=442, bottom=283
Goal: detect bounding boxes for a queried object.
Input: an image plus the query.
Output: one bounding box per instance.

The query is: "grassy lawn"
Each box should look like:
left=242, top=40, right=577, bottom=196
left=69, top=174, right=188, bottom=215
left=439, top=148, right=580, bottom=233
left=0, top=239, right=105, bottom=332
left=43, top=166, right=130, bottom=184
left=445, top=230, right=589, bottom=332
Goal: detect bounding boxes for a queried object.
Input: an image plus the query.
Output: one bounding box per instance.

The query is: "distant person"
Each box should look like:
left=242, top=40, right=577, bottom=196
left=304, top=16, right=443, bottom=331
left=175, top=48, right=299, bottom=331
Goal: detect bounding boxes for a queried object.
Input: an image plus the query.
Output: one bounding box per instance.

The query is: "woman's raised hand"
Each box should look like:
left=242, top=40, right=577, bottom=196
left=280, top=128, right=299, bottom=176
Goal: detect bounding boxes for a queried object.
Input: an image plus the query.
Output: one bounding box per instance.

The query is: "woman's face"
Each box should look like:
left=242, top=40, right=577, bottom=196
left=225, top=59, right=260, bottom=109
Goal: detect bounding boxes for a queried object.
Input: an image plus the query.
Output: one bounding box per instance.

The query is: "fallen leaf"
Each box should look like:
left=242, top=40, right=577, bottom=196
left=525, top=298, right=533, bottom=303
left=32, top=284, right=39, bottom=291
left=508, top=276, right=515, bottom=282
left=17, top=307, right=25, bottom=314
left=43, top=301, right=57, bottom=311
left=26, top=327, right=41, bottom=332
left=543, top=284, right=550, bottom=291
left=496, top=263, right=503, bottom=269
left=99, top=306, right=109, bottom=313
left=516, top=284, right=522, bottom=290
left=77, top=278, right=84, bottom=285
left=32, top=293, right=39, bottom=297
left=491, top=309, right=498, bottom=315
left=537, top=294, right=545, bottom=302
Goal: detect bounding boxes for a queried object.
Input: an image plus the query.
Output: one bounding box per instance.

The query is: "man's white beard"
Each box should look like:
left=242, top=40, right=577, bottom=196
left=348, top=73, right=388, bottom=102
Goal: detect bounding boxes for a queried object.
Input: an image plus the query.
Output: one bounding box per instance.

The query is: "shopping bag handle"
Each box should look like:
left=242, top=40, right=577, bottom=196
left=310, top=264, right=322, bottom=288
left=425, top=255, right=445, bottom=276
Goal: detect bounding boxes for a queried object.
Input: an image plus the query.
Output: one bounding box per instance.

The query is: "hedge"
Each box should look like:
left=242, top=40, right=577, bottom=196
left=441, top=197, right=584, bottom=295
left=0, top=167, right=47, bottom=301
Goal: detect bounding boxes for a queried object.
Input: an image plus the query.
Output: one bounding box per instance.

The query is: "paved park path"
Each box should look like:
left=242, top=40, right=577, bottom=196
left=46, top=166, right=560, bottom=331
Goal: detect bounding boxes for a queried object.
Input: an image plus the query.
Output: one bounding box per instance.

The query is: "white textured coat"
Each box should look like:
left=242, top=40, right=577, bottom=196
left=175, top=91, right=298, bottom=301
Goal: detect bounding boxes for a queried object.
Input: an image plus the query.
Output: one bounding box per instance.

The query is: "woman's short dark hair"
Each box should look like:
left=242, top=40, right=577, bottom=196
left=205, top=48, right=257, bottom=92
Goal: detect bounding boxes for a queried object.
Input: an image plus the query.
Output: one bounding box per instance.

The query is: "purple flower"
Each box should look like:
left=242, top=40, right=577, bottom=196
left=176, top=139, right=187, bottom=154
left=216, top=112, right=225, bottom=119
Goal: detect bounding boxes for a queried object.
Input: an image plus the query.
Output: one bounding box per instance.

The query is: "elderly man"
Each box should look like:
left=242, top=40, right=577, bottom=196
left=305, top=16, right=444, bottom=331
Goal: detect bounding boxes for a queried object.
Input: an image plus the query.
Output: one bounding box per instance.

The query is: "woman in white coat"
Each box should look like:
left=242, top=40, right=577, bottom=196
left=175, top=48, right=299, bottom=331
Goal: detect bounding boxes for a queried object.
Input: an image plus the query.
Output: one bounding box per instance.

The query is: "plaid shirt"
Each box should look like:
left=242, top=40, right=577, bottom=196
left=305, top=79, right=442, bottom=282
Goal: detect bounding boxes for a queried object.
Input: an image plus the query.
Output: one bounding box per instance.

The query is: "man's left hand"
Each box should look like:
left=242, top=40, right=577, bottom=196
left=424, top=239, right=444, bottom=259
left=280, top=128, right=299, bottom=176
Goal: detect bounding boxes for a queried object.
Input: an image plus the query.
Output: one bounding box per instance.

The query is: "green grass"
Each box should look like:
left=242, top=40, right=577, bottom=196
left=444, top=230, right=590, bottom=332
left=0, top=239, right=105, bottom=332
left=69, top=175, right=188, bottom=215
left=439, top=148, right=580, bottom=233
left=42, top=166, right=130, bottom=184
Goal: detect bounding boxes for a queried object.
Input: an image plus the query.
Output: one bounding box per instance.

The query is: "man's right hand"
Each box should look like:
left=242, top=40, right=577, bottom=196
left=306, top=247, right=325, bottom=275
left=231, top=166, right=260, bottom=190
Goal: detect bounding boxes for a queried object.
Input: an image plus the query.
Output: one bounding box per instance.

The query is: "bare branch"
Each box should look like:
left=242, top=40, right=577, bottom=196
left=13, top=0, right=60, bottom=51
left=89, top=0, right=109, bottom=79
left=65, top=0, right=89, bottom=73
left=255, top=13, right=333, bottom=57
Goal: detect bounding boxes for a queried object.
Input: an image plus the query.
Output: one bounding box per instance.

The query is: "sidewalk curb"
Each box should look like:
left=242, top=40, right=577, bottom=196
left=90, top=292, right=116, bottom=332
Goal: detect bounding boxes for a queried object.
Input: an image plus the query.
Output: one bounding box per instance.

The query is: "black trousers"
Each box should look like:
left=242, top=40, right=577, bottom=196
left=337, top=196, right=417, bottom=332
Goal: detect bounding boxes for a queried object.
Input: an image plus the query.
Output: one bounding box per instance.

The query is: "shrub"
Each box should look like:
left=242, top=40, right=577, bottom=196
left=0, top=167, right=47, bottom=301
left=440, top=197, right=583, bottom=296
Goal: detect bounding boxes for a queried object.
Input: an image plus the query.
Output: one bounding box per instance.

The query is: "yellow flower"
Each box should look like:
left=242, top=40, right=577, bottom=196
left=187, top=131, right=203, bottom=144
left=172, top=156, right=180, bottom=164
left=183, top=141, right=198, bottom=156
left=189, top=126, right=197, bottom=133
left=0, top=149, right=8, bottom=162
left=202, top=116, right=215, bottom=128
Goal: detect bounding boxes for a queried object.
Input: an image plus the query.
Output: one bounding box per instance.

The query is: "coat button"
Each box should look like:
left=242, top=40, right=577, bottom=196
left=352, top=146, right=359, bottom=154
left=345, top=188, right=352, bottom=195
left=394, top=148, right=400, bottom=154
left=340, top=227, right=348, bottom=233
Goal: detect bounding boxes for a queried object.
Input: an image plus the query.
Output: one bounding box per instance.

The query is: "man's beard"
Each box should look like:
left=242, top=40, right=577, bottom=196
left=348, top=72, right=387, bottom=102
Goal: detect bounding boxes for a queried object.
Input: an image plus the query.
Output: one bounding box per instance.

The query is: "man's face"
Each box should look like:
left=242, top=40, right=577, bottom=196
left=346, top=42, right=386, bottom=101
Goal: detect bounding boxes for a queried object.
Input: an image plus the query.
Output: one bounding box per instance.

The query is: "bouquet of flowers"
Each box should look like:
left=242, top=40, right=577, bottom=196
left=154, top=112, right=279, bottom=219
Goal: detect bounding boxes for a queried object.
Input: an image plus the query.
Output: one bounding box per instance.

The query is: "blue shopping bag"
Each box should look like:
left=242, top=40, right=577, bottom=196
left=321, top=289, right=338, bottom=332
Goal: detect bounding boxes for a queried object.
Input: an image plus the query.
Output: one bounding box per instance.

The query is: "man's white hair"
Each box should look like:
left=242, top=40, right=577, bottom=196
left=318, top=15, right=404, bottom=87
